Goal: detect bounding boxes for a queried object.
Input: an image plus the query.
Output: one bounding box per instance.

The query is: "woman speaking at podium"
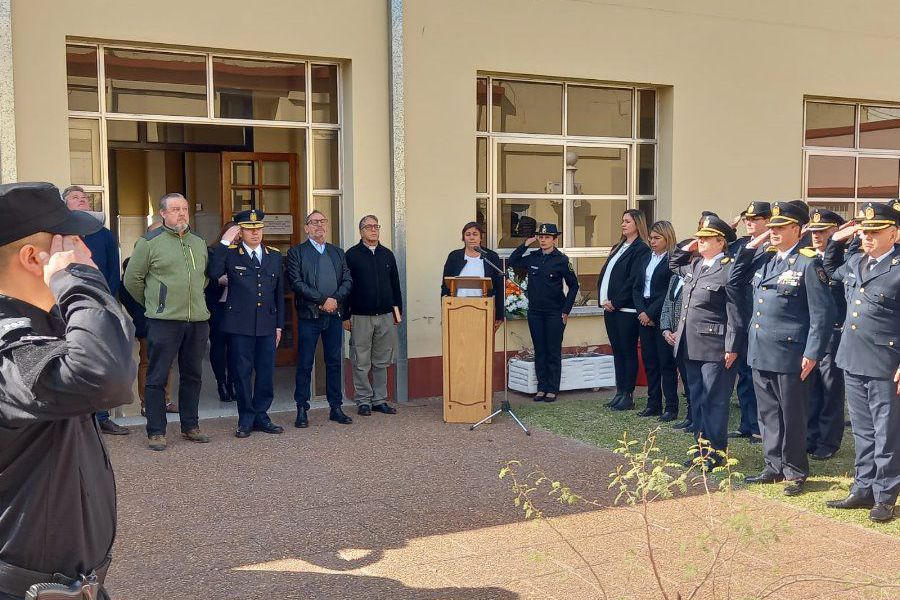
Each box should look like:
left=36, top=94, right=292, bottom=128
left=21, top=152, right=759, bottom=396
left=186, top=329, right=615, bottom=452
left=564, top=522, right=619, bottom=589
left=508, top=224, right=579, bottom=402
left=441, top=221, right=504, bottom=329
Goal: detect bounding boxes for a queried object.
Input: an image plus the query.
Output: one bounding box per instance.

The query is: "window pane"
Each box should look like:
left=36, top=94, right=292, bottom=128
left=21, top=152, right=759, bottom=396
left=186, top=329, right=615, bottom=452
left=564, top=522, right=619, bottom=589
left=573, top=257, right=604, bottom=307
left=497, top=198, right=562, bottom=248
left=104, top=48, right=208, bottom=117
left=567, top=86, right=632, bottom=138
left=638, top=144, right=655, bottom=196
left=476, top=198, right=488, bottom=231
left=638, top=199, right=656, bottom=226
left=860, top=106, right=900, bottom=150
left=638, top=89, right=656, bottom=139
left=231, top=161, right=258, bottom=186
left=476, top=77, right=488, bottom=132
left=213, top=57, right=306, bottom=121
left=567, top=147, right=628, bottom=195
left=263, top=160, right=291, bottom=186
left=312, top=195, right=340, bottom=244
left=805, top=102, right=855, bottom=148
left=573, top=198, right=628, bottom=247
left=232, top=188, right=257, bottom=213
left=313, top=130, right=340, bottom=189
left=68, top=118, right=102, bottom=185
left=492, top=80, right=562, bottom=135
left=808, top=201, right=854, bottom=222
left=106, top=120, right=139, bottom=142
left=311, top=64, right=339, bottom=124
left=262, top=188, right=292, bottom=213
left=147, top=122, right=246, bottom=146
left=476, top=137, right=488, bottom=193
left=807, top=155, right=855, bottom=198
left=66, top=45, right=98, bottom=112
left=497, top=144, right=563, bottom=194
left=858, top=157, right=900, bottom=198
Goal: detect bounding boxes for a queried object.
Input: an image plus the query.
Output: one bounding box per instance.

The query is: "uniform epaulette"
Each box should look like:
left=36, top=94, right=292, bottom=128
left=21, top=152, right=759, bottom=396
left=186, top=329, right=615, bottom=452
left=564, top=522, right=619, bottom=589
left=799, top=247, right=817, bottom=258
left=228, top=244, right=238, bottom=249
left=720, top=256, right=732, bottom=264
left=266, top=245, right=281, bottom=253
left=765, top=246, right=778, bottom=253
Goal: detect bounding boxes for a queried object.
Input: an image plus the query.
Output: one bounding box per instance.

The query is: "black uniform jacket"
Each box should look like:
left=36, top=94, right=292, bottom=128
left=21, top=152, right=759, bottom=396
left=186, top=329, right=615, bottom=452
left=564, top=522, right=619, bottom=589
left=632, top=252, right=673, bottom=323
left=595, top=238, right=650, bottom=310
left=731, top=244, right=835, bottom=374
left=670, top=247, right=744, bottom=362
left=441, top=247, right=504, bottom=320
left=0, top=266, right=135, bottom=583
left=285, top=240, right=353, bottom=320
left=507, top=245, right=580, bottom=314
left=208, top=243, right=285, bottom=336
left=824, top=240, right=900, bottom=379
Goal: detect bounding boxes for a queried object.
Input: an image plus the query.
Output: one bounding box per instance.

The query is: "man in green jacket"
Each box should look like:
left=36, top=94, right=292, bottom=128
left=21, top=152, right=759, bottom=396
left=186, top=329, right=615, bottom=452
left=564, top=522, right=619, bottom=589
left=124, top=193, right=211, bottom=451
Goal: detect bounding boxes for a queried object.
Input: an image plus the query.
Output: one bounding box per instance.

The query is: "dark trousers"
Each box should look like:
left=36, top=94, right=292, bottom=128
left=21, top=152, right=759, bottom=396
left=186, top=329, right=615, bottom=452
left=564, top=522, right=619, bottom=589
left=845, top=372, right=900, bottom=505
left=605, top=310, right=640, bottom=393
left=638, top=324, right=678, bottom=414
left=229, top=333, right=276, bottom=430
left=294, top=315, right=343, bottom=410
left=208, top=302, right=230, bottom=387
left=676, top=347, right=692, bottom=423
left=807, top=342, right=845, bottom=454
left=735, top=354, right=759, bottom=436
left=684, top=359, right=737, bottom=452
left=527, top=310, right=566, bottom=394
left=753, top=369, right=810, bottom=481
left=144, top=319, right=209, bottom=437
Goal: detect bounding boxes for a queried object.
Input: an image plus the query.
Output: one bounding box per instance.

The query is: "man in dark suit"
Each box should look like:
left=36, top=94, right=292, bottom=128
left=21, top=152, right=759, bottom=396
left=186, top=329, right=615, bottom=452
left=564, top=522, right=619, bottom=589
left=208, top=210, right=285, bottom=438
left=822, top=201, right=900, bottom=523
left=286, top=210, right=353, bottom=428
left=732, top=201, right=836, bottom=496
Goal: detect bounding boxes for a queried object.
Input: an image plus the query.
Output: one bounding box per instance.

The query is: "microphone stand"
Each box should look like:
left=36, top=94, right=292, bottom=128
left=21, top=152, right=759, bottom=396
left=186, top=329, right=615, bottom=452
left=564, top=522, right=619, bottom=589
left=470, top=248, right=530, bottom=436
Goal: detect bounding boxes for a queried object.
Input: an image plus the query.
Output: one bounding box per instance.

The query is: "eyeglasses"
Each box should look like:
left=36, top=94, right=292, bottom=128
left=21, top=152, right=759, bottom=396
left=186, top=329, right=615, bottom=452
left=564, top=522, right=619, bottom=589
left=363, top=224, right=381, bottom=230
left=307, top=218, right=328, bottom=226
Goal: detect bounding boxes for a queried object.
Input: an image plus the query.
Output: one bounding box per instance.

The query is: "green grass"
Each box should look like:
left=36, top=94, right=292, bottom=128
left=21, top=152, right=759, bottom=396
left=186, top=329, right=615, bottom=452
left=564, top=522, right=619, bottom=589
left=515, top=394, right=900, bottom=536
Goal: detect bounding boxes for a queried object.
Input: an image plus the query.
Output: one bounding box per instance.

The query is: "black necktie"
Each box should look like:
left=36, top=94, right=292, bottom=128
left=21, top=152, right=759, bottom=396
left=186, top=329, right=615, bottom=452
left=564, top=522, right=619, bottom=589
left=251, top=252, right=261, bottom=268
left=866, top=257, right=876, bottom=271
left=700, top=265, right=709, bottom=274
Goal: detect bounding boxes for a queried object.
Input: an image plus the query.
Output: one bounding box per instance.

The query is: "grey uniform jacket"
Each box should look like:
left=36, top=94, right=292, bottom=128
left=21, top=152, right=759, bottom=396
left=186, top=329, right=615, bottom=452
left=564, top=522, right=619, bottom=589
left=731, top=245, right=836, bottom=374
left=823, top=240, right=900, bottom=379
left=0, top=266, right=135, bottom=584
left=669, top=247, right=744, bottom=362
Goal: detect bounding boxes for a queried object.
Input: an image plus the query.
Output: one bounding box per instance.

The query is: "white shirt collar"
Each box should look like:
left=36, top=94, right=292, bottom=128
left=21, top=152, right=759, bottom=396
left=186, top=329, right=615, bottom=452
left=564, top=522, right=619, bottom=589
left=776, top=243, right=799, bottom=261
left=701, top=252, right=724, bottom=267
left=310, top=239, right=326, bottom=254
left=243, top=243, right=261, bottom=260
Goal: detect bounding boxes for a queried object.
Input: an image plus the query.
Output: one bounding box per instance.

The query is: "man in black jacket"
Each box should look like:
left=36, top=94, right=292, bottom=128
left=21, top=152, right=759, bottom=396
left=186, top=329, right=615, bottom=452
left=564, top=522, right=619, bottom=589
left=0, top=182, right=136, bottom=600
left=344, top=215, right=403, bottom=416
left=286, top=210, right=353, bottom=428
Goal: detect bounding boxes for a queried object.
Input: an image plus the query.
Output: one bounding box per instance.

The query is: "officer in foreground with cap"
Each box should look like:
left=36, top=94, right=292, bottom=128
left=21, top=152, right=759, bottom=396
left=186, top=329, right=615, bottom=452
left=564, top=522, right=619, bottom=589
left=804, top=208, right=847, bottom=461
left=0, top=182, right=136, bottom=600
left=508, top=223, right=579, bottom=402
left=822, top=201, right=900, bottom=522
left=209, top=209, right=285, bottom=438
left=732, top=200, right=835, bottom=496
left=670, top=215, right=744, bottom=470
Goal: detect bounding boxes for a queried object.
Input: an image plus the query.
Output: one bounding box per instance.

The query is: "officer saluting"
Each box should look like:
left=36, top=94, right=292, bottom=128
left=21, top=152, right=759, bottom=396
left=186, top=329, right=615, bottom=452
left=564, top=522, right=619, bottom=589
left=0, top=183, right=136, bottom=599
left=732, top=200, right=835, bottom=496
left=822, top=201, right=900, bottom=523
left=208, top=209, right=285, bottom=438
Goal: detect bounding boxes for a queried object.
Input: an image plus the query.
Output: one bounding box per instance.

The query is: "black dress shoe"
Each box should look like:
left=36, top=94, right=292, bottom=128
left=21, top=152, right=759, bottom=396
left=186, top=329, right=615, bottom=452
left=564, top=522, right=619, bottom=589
left=235, top=428, right=251, bottom=438
left=99, top=419, right=130, bottom=436
left=810, top=448, right=836, bottom=461
left=672, top=419, right=692, bottom=430
left=745, top=472, right=785, bottom=485
left=638, top=408, right=661, bottom=417
left=294, top=408, right=309, bottom=428
left=217, top=381, right=232, bottom=403
left=826, top=493, right=875, bottom=510
left=658, top=412, right=677, bottom=423
left=373, top=403, right=397, bottom=414
left=611, top=394, right=634, bottom=411
left=728, top=430, right=751, bottom=439
left=869, top=503, right=896, bottom=523
left=783, top=480, right=806, bottom=496
left=329, top=408, right=353, bottom=425
left=254, top=422, right=284, bottom=434
left=358, top=404, right=372, bottom=416
left=604, top=392, right=623, bottom=408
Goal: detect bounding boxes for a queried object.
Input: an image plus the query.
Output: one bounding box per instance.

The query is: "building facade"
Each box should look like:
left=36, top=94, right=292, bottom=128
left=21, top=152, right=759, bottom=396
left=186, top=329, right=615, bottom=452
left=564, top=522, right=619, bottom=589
left=5, top=0, right=900, bottom=400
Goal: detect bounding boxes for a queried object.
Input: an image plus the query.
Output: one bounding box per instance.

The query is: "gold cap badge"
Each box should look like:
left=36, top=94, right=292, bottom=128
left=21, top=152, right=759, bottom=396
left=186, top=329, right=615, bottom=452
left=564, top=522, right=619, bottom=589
left=812, top=211, right=821, bottom=223
left=250, top=211, right=258, bottom=222
left=772, top=204, right=781, bottom=217
left=746, top=202, right=755, bottom=215
left=865, top=205, right=875, bottom=220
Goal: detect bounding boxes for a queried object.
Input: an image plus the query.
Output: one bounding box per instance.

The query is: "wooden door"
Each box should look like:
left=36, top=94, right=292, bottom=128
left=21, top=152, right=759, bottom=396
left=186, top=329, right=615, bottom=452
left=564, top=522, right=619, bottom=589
left=221, top=152, right=301, bottom=366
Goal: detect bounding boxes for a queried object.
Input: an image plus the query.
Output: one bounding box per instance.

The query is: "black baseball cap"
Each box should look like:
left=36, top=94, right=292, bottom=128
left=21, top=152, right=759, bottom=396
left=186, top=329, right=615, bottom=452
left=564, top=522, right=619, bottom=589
left=0, top=182, right=101, bottom=247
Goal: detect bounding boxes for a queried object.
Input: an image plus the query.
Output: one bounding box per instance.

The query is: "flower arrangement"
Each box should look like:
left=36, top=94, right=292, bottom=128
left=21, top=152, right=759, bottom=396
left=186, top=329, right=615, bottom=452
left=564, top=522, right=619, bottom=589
left=504, top=268, right=528, bottom=318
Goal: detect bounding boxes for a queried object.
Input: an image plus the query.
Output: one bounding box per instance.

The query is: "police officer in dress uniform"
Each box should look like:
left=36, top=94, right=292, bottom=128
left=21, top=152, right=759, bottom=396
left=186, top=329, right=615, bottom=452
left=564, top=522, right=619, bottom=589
left=670, top=216, right=744, bottom=469
left=822, top=201, right=900, bottom=523
left=731, top=200, right=835, bottom=496
left=508, top=224, right=579, bottom=402
left=804, top=208, right=847, bottom=461
left=208, top=209, right=286, bottom=438
left=0, top=183, right=136, bottom=600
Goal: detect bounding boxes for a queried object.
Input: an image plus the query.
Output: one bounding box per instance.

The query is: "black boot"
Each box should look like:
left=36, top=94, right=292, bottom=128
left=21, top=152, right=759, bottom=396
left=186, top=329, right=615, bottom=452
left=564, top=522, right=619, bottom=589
left=217, top=381, right=232, bottom=403
left=294, top=407, right=309, bottom=428
left=604, top=391, right=623, bottom=408
left=612, top=393, right=635, bottom=411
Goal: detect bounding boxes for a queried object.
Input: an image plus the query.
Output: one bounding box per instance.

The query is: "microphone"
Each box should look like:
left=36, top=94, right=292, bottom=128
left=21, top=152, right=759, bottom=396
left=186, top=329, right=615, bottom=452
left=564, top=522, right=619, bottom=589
left=474, top=245, right=485, bottom=254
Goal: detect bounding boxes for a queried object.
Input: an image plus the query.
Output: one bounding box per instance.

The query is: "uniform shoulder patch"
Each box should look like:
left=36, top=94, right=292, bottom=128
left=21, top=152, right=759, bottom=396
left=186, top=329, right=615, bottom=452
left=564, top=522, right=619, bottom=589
left=799, top=247, right=817, bottom=258
left=228, top=244, right=238, bottom=249
left=765, top=245, right=778, bottom=253
left=266, top=245, right=281, bottom=253
left=720, top=256, right=732, bottom=264
left=816, top=266, right=828, bottom=284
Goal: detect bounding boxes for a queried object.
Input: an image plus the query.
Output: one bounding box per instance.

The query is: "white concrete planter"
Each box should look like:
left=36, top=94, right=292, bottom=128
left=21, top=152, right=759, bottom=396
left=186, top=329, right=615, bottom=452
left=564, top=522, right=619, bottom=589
left=508, top=353, right=616, bottom=394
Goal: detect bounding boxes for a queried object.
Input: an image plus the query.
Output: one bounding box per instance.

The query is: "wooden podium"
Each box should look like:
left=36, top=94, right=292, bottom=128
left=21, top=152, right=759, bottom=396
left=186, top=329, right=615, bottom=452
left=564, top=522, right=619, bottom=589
left=442, top=277, right=494, bottom=424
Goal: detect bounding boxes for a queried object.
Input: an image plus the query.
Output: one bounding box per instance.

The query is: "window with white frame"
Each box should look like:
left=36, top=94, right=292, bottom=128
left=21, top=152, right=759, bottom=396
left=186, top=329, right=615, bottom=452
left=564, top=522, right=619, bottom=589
left=476, top=75, right=657, bottom=307
left=804, top=98, right=900, bottom=220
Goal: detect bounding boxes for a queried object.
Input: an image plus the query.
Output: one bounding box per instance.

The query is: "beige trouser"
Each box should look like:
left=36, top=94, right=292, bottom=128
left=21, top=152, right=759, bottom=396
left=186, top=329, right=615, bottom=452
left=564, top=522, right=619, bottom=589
left=349, top=313, right=398, bottom=406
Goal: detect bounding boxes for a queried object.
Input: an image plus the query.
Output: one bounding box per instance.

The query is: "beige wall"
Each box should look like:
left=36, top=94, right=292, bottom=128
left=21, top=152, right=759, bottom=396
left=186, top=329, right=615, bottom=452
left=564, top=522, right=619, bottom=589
left=11, top=0, right=900, bottom=362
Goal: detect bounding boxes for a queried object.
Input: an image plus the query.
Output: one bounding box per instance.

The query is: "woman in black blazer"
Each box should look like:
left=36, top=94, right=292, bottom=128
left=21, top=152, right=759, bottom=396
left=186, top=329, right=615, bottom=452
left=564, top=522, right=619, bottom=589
left=597, top=209, right=651, bottom=410
left=633, top=221, right=678, bottom=420
left=441, top=221, right=504, bottom=326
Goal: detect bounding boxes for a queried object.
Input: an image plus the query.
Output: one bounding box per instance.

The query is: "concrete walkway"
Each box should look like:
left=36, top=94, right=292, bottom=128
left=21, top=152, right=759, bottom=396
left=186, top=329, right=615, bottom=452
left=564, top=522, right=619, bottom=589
left=104, top=398, right=899, bottom=599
